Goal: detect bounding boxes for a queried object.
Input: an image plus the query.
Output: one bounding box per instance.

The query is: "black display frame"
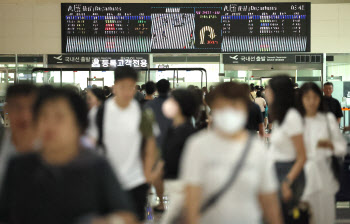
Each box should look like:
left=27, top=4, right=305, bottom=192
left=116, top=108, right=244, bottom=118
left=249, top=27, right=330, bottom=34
left=61, top=2, right=311, bottom=53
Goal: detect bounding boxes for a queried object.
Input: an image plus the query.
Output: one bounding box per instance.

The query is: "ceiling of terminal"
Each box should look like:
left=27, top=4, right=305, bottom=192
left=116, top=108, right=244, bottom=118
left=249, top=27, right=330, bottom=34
left=2, top=0, right=350, bottom=4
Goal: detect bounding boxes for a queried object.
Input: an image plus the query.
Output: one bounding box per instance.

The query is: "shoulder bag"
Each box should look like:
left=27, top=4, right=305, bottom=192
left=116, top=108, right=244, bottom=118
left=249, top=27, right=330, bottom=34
left=171, top=133, right=254, bottom=224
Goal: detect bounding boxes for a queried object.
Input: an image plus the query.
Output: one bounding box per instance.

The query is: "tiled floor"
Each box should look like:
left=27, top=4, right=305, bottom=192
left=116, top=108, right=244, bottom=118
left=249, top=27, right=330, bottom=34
left=337, top=202, right=350, bottom=224
left=143, top=203, right=350, bottom=224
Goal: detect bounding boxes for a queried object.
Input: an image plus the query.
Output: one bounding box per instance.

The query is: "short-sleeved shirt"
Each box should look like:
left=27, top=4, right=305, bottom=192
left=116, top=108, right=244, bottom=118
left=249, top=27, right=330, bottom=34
left=0, top=149, right=133, bottom=224
left=246, top=102, right=263, bottom=131
left=180, top=131, right=278, bottom=224
left=324, top=96, right=343, bottom=119
left=269, top=108, right=303, bottom=162
left=87, top=98, right=146, bottom=190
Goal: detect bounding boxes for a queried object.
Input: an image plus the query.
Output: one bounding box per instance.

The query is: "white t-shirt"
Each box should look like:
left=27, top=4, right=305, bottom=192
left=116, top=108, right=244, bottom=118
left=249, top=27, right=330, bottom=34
left=269, top=108, right=303, bottom=162
left=88, top=98, right=146, bottom=190
left=180, top=130, right=278, bottom=224
left=255, top=97, right=266, bottom=112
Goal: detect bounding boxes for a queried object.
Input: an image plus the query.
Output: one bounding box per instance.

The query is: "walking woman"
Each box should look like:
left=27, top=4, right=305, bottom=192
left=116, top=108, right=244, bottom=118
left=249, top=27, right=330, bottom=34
left=179, top=82, right=283, bottom=224
left=159, top=89, right=200, bottom=218
left=298, top=82, right=346, bottom=224
left=265, top=76, right=307, bottom=223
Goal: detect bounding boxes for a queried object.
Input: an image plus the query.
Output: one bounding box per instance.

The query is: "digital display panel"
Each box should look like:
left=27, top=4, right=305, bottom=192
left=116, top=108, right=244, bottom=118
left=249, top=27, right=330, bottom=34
left=61, top=3, right=310, bottom=53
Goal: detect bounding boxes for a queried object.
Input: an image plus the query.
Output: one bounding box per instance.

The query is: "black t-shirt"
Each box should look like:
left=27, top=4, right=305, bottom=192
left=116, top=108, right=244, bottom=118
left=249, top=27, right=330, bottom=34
left=246, top=102, right=263, bottom=131
left=0, top=149, right=133, bottom=224
left=324, top=96, right=343, bottom=119
left=163, top=121, right=196, bottom=179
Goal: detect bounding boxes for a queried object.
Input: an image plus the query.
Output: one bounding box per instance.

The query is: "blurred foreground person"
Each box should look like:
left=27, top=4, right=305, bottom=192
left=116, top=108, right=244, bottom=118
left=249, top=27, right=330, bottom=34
left=298, top=83, right=346, bottom=224
left=0, top=88, right=138, bottom=224
left=0, top=84, right=38, bottom=192
left=161, top=89, right=200, bottom=178
left=178, top=82, right=283, bottom=224
left=89, top=67, right=162, bottom=221
left=266, top=76, right=307, bottom=223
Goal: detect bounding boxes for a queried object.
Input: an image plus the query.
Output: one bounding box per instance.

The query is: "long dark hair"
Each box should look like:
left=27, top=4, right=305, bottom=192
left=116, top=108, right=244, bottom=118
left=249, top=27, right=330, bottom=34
left=297, top=82, right=326, bottom=116
left=268, top=76, right=295, bottom=124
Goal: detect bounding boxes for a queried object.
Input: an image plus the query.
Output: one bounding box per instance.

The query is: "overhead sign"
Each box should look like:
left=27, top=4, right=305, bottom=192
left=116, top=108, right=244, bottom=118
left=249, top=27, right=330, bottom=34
left=48, top=54, right=149, bottom=68
left=61, top=3, right=311, bottom=53
left=223, top=54, right=322, bottom=64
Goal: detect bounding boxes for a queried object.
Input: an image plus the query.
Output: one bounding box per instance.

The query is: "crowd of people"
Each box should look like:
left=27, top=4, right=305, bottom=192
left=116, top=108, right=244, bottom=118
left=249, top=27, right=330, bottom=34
left=0, top=66, right=348, bottom=224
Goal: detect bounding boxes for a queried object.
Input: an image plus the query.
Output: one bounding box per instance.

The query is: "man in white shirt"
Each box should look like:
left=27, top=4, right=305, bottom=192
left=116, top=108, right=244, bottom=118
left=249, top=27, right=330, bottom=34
left=88, top=66, right=161, bottom=221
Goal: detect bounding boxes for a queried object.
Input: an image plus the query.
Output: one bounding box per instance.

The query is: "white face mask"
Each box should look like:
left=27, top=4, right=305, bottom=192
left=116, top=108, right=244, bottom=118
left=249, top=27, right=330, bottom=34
left=213, top=108, right=247, bottom=135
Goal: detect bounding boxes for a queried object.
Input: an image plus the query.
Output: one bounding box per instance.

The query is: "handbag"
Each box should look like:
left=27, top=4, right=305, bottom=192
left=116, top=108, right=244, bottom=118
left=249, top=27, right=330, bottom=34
left=171, top=133, right=254, bottom=224
left=325, top=113, right=343, bottom=183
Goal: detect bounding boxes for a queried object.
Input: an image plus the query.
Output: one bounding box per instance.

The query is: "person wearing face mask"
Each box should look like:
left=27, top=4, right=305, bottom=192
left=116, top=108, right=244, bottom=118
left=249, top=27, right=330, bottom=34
left=0, top=84, right=38, bottom=193
left=158, top=89, right=200, bottom=216
left=297, top=83, right=346, bottom=224
left=162, top=89, right=200, bottom=180
left=177, top=82, right=283, bottom=224
left=266, top=76, right=307, bottom=223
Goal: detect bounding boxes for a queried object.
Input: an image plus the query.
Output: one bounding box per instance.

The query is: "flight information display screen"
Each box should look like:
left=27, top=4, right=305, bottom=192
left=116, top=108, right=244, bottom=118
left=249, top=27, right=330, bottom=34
left=61, top=3, right=310, bottom=53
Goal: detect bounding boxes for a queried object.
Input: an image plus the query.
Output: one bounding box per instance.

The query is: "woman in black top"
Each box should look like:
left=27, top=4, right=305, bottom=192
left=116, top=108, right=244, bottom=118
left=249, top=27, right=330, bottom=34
left=0, top=88, right=138, bottom=224
left=162, top=89, right=200, bottom=179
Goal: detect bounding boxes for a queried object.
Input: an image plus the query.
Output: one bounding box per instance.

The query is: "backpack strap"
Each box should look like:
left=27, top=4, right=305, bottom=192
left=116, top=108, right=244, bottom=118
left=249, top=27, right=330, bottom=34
left=200, top=133, right=254, bottom=214
left=96, top=103, right=106, bottom=154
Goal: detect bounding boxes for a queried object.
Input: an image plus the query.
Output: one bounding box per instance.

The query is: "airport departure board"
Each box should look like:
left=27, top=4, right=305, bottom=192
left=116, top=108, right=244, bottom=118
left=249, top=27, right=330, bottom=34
left=61, top=3, right=310, bottom=53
